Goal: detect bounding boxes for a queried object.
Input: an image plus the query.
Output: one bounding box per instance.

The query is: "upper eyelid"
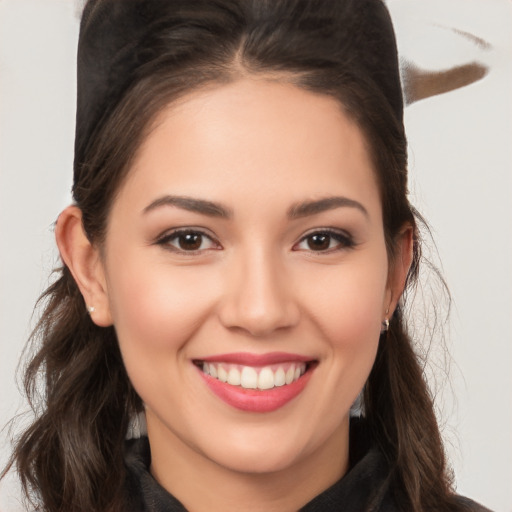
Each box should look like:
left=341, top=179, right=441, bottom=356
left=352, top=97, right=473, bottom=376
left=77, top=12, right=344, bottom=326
left=156, top=226, right=217, bottom=241
left=298, top=227, right=353, bottom=240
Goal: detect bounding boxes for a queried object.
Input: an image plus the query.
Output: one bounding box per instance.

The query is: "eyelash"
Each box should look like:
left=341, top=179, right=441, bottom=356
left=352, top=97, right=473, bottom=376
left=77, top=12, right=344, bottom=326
left=155, top=227, right=355, bottom=254
left=293, top=228, right=355, bottom=254
left=155, top=229, right=221, bottom=254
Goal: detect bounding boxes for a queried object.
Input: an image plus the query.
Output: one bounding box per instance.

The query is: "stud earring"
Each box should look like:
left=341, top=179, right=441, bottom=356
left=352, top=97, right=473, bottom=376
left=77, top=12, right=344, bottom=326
left=87, top=305, right=96, bottom=314
left=381, top=318, right=389, bottom=332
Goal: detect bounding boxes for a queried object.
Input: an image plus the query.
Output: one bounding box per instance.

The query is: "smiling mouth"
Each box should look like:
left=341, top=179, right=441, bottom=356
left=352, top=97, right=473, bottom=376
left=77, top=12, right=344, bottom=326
left=194, top=360, right=316, bottom=391
left=194, top=355, right=317, bottom=412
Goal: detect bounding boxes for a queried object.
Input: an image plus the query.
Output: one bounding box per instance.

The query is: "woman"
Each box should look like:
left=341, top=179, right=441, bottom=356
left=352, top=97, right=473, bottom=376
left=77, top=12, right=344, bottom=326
left=2, top=0, right=491, bottom=511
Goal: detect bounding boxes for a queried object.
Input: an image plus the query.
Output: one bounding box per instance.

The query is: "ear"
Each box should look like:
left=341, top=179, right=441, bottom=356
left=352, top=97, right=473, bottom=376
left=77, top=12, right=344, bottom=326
left=55, top=206, right=113, bottom=327
left=384, top=224, right=414, bottom=319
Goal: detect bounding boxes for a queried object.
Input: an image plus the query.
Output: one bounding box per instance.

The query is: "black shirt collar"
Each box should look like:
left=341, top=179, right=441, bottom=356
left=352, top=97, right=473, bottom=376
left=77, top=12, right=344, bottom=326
left=123, top=419, right=396, bottom=512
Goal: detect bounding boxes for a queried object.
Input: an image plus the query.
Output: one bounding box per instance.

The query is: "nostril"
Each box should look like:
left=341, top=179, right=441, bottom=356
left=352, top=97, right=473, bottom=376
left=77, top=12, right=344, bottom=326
left=218, top=300, right=300, bottom=337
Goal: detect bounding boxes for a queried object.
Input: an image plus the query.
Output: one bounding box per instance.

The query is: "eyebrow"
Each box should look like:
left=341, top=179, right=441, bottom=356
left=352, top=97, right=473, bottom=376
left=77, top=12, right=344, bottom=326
left=143, top=195, right=233, bottom=218
left=142, top=194, right=368, bottom=220
left=287, top=196, right=369, bottom=219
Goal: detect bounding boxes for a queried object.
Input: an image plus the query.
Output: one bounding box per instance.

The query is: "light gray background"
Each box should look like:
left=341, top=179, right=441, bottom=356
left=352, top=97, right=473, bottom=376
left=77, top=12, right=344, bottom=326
left=1, top=0, right=511, bottom=510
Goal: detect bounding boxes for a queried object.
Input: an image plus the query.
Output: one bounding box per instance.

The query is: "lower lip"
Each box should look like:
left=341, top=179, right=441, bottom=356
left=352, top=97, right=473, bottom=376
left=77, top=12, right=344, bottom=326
left=197, top=366, right=313, bottom=413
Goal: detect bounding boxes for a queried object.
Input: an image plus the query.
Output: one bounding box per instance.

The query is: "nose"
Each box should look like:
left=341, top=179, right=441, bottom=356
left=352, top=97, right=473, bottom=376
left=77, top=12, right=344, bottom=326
left=218, top=249, right=300, bottom=337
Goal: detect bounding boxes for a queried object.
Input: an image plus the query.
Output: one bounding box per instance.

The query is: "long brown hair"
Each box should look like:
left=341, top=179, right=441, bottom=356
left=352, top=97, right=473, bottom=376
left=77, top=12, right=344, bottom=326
left=4, top=1, right=465, bottom=510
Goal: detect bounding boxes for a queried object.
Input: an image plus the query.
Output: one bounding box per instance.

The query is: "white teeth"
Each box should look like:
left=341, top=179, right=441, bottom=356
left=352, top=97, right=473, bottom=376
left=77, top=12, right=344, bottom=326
left=240, top=366, right=258, bottom=389
left=217, top=366, right=228, bottom=383
left=274, top=367, right=286, bottom=387
left=258, top=367, right=275, bottom=390
left=227, top=367, right=241, bottom=386
left=202, top=362, right=308, bottom=389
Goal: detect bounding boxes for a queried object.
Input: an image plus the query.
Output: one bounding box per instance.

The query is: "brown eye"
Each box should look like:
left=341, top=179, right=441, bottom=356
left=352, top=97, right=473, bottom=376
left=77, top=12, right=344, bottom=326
left=307, top=233, right=331, bottom=251
left=157, top=229, right=219, bottom=252
left=294, top=229, right=355, bottom=253
left=177, top=233, right=203, bottom=251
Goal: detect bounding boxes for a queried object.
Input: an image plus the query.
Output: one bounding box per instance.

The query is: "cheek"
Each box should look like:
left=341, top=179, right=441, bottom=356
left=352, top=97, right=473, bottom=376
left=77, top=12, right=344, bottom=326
left=104, top=257, right=224, bottom=414
left=105, top=254, right=219, bottom=355
left=302, top=257, right=388, bottom=350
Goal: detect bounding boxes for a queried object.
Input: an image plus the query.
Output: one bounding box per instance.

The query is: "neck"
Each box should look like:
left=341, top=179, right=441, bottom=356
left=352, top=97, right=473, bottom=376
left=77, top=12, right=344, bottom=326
left=147, top=413, right=350, bottom=512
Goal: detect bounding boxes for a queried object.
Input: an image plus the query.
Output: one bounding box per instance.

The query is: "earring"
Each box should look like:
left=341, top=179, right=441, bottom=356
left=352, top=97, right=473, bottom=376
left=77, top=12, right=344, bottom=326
left=87, top=305, right=96, bottom=314
left=381, top=318, right=389, bottom=332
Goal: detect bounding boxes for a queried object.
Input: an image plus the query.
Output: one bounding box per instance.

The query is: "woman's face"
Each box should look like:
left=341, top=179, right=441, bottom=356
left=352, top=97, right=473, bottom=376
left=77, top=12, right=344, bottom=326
left=100, top=79, right=394, bottom=479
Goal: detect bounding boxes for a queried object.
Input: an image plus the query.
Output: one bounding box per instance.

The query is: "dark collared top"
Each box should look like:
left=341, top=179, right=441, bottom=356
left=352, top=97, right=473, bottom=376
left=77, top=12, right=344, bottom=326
left=122, top=421, right=491, bottom=512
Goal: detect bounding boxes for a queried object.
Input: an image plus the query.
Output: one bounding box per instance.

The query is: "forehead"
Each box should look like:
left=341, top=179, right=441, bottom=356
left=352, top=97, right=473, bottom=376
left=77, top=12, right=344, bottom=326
left=116, top=78, right=381, bottom=219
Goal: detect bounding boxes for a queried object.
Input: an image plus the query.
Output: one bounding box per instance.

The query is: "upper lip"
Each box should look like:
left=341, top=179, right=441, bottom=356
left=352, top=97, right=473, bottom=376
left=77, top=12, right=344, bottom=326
left=195, top=352, right=314, bottom=366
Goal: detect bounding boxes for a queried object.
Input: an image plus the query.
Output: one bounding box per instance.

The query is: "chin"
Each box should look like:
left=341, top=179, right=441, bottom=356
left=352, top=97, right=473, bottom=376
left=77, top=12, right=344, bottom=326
left=206, top=442, right=305, bottom=475
left=196, top=419, right=333, bottom=476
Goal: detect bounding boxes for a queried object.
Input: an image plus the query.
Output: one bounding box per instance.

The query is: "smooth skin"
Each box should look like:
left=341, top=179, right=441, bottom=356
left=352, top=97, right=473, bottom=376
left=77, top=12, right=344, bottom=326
left=57, top=79, right=413, bottom=512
